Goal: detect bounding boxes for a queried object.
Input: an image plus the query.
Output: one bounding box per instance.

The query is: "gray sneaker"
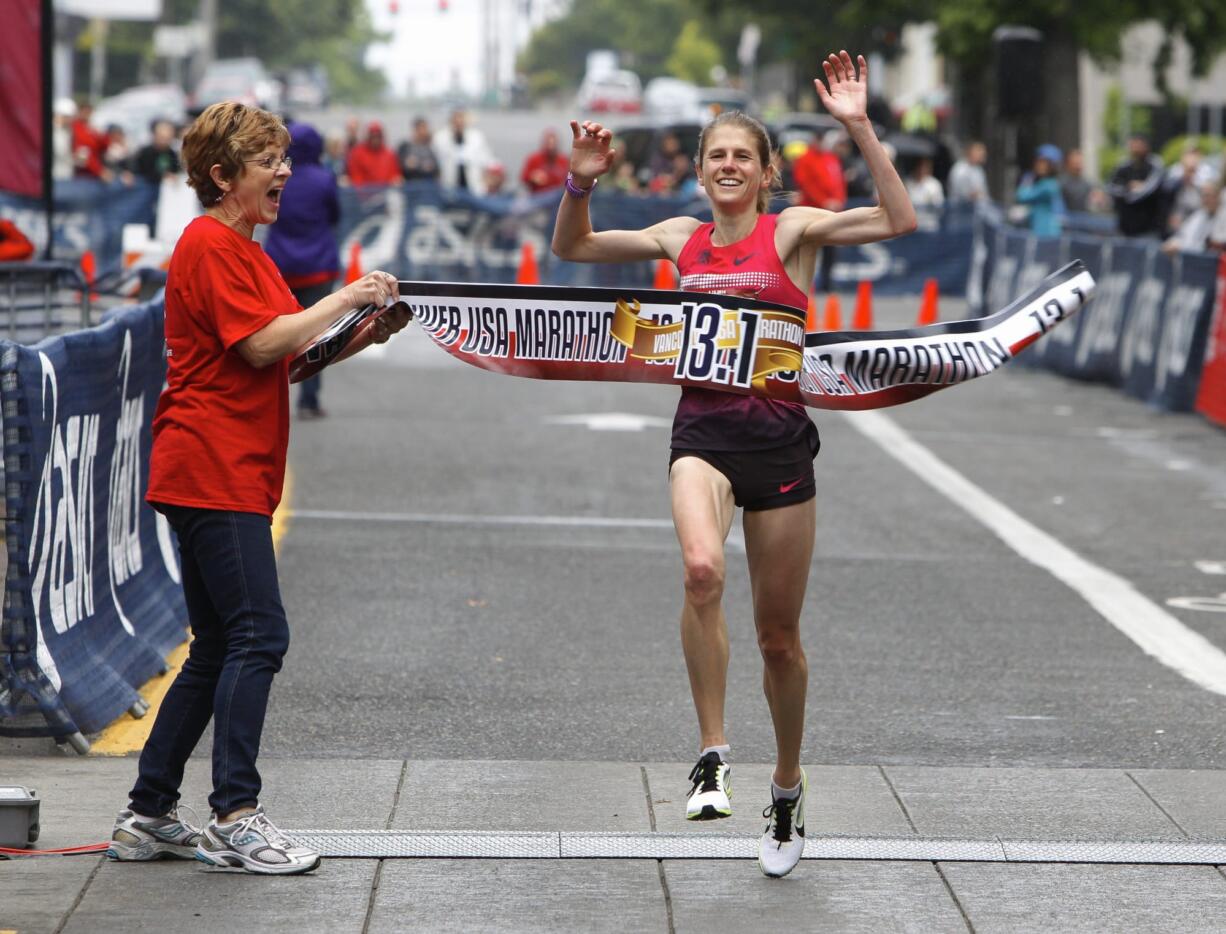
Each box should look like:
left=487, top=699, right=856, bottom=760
left=195, top=806, right=321, bottom=875
left=107, top=806, right=203, bottom=861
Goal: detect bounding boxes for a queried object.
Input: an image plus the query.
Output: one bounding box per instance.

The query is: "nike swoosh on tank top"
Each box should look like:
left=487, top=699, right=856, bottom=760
left=672, top=213, right=816, bottom=452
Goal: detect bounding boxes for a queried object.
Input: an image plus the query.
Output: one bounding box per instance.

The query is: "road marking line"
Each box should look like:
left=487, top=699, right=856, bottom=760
left=290, top=509, right=747, bottom=551
left=291, top=508, right=674, bottom=529
left=91, top=467, right=295, bottom=755
left=842, top=410, right=1226, bottom=697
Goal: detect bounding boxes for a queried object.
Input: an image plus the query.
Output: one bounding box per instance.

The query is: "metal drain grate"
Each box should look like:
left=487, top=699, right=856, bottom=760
left=284, top=830, right=1226, bottom=864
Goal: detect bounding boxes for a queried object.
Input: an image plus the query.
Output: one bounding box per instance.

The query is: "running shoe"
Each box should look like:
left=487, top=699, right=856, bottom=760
left=195, top=806, right=321, bottom=875
left=758, top=769, right=807, bottom=878
left=106, top=806, right=202, bottom=861
left=686, top=751, right=732, bottom=821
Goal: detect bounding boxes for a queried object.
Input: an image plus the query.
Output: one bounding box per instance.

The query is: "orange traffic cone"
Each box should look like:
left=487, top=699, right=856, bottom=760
left=822, top=293, right=842, bottom=332
left=917, top=278, right=939, bottom=325
left=653, top=258, right=677, bottom=290
left=852, top=280, right=873, bottom=330
left=344, top=241, right=363, bottom=285
left=80, top=249, right=97, bottom=302
left=805, top=290, right=818, bottom=332
left=516, top=241, right=540, bottom=285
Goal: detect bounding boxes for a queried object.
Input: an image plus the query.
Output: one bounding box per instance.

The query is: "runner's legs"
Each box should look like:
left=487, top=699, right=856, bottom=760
left=670, top=455, right=737, bottom=750
left=742, top=497, right=815, bottom=787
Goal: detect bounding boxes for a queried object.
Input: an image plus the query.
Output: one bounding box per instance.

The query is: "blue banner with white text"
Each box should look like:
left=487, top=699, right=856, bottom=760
left=1, top=298, right=186, bottom=742
left=970, top=211, right=1219, bottom=411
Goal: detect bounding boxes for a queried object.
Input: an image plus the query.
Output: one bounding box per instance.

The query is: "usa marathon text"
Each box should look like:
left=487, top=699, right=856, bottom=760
left=409, top=303, right=628, bottom=364
left=802, top=336, right=1011, bottom=396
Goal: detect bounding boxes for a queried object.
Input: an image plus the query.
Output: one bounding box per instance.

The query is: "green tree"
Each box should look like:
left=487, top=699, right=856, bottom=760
left=518, top=0, right=696, bottom=89
left=668, top=21, right=723, bottom=84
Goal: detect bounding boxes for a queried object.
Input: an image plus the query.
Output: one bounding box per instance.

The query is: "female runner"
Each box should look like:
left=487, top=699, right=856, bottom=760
left=552, top=51, right=915, bottom=877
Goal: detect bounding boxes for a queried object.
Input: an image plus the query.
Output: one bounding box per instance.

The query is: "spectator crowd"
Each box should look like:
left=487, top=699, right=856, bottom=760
left=37, top=93, right=1226, bottom=259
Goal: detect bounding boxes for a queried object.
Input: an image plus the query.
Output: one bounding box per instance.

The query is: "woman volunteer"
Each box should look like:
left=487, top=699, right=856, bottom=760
left=106, top=101, right=409, bottom=875
left=553, top=51, right=915, bottom=877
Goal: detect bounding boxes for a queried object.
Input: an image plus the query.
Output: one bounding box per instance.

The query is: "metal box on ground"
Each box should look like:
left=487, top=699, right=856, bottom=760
left=0, top=785, right=40, bottom=848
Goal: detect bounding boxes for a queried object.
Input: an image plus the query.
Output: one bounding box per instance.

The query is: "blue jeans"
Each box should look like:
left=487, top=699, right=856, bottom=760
left=128, top=506, right=289, bottom=817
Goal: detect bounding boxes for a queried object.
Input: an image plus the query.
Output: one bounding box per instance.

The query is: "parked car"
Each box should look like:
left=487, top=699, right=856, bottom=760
left=578, top=69, right=642, bottom=114
left=192, top=57, right=282, bottom=114
left=643, top=77, right=700, bottom=120
left=610, top=117, right=703, bottom=185
left=694, top=87, right=752, bottom=119
left=767, top=112, right=844, bottom=151
left=91, top=84, right=188, bottom=148
left=281, top=67, right=329, bottom=112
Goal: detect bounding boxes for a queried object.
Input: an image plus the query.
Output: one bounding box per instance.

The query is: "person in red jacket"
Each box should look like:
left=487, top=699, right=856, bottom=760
left=345, top=121, right=402, bottom=186
left=0, top=219, right=35, bottom=262
left=520, top=128, right=569, bottom=193
left=70, top=101, right=111, bottom=181
left=791, top=129, right=847, bottom=292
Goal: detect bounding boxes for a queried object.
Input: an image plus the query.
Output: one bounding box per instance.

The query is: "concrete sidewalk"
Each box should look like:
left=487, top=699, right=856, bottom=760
left=3, top=756, right=1226, bottom=932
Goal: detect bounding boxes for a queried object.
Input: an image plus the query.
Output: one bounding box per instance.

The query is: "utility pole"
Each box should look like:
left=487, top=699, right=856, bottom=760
left=196, top=0, right=217, bottom=88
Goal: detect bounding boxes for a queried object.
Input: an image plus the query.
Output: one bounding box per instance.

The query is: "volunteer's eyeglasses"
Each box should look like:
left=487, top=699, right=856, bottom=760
left=245, top=155, right=292, bottom=171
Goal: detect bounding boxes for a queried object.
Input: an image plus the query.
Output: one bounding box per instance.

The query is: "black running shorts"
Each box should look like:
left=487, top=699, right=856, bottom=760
left=669, top=433, right=819, bottom=512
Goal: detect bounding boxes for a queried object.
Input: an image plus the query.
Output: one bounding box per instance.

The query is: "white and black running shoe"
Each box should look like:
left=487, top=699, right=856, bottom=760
left=107, top=806, right=202, bottom=861
left=758, top=769, right=806, bottom=878
left=195, top=806, right=321, bottom=875
left=685, top=751, right=732, bottom=821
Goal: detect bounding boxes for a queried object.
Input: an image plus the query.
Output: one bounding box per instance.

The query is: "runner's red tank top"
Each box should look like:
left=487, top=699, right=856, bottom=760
left=672, top=213, right=816, bottom=452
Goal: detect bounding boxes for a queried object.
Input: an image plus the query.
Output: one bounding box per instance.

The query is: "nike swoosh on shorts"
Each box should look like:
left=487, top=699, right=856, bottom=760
left=779, top=478, right=804, bottom=494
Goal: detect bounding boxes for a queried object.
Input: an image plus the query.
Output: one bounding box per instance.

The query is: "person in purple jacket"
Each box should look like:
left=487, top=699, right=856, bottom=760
left=265, top=121, right=341, bottom=418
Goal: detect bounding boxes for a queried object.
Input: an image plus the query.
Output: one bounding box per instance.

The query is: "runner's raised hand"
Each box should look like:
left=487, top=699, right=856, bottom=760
left=815, top=51, right=869, bottom=126
left=568, top=120, right=616, bottom=185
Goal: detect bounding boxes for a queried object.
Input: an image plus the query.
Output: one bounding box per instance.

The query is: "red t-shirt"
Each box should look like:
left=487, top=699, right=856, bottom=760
left=793, top=148, right=846, bottom=210
left=346, top=144, right=402, bottom=186
left=673, top=213, right=815, bottom=452
left=520, top=150, right=569, bottom=192
left=147, top=215, right=298, bottom=516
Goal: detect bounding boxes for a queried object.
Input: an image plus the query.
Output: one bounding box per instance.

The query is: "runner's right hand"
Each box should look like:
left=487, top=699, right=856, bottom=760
left=568, top=120, right=616, bottom=186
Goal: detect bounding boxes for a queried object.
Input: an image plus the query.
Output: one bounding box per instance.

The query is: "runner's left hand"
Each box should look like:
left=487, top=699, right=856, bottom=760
left=815, top=51, right=868, bottom=126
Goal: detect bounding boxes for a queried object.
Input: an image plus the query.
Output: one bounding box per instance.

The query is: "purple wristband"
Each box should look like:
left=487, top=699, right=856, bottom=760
left=565, top=172, right=597, bottom=198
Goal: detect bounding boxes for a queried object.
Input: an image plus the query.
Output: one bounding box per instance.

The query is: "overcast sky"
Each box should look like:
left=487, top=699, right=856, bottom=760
left=365, top=0, right=543, bottom=100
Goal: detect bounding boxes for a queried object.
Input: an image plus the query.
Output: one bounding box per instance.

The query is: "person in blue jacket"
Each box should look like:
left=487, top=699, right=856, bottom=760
left=265, top=121, right=341, bottom=418
left=1016, top=144, right=1066, bottom=238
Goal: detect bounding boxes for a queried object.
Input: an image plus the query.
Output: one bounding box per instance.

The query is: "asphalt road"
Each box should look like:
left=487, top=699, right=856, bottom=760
left=260, top=294, right=1226, bottom=769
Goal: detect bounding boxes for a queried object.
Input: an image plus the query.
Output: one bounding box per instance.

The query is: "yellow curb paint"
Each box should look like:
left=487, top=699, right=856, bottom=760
left=90, top=467, right=295, bottom=756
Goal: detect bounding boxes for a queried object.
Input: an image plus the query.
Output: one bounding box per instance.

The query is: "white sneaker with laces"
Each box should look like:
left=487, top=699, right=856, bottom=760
left=758, top=769, right=806, bottom=878
left=195, top=805, right=321, bottom=875
left=686, top=751, right=732, bottom=821
left=107, top=806, right=203, bottom=861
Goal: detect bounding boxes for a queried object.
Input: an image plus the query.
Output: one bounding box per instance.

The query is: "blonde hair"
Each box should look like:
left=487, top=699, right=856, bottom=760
left=181, top=102, right=290, bottom=207
left=696, top=111, right=780, bottom=213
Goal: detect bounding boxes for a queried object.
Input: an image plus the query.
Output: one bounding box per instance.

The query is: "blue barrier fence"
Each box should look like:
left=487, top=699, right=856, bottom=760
left=970, top=208, right=1221, bottom=412
left=0, top=297, right=185, bottom=748
left=2, top=178, right=976, bottom=295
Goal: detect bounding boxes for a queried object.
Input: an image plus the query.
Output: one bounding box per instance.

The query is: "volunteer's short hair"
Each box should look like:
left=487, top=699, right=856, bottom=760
left=181, top=101, right=290, bottom=207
